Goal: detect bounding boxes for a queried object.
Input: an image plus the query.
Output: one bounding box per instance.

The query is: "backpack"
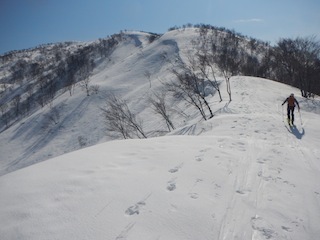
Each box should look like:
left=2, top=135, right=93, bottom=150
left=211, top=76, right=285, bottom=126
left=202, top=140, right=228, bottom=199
left=288, top=96, right=295, bottom=107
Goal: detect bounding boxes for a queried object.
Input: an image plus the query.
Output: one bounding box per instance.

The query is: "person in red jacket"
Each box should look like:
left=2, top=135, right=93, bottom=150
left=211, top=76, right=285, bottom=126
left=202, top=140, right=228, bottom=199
left=282, top=93, right=300, bottom=125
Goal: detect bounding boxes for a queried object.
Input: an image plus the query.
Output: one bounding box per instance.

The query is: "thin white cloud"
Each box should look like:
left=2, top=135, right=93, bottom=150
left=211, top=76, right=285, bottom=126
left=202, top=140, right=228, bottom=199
left=235, top=18, right=264, bottom=23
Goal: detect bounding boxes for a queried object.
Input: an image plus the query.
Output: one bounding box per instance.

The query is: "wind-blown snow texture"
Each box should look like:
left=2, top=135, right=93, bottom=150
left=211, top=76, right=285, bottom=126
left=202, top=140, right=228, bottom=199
left=1, top=29, right=320, bottom=240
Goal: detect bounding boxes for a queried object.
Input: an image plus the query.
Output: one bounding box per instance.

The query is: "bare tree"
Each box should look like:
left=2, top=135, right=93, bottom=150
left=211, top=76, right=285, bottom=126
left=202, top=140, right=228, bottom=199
left=215, top=33, right=242, bottom=102
left=166, top=68, right=214, bottom=120
left=78, top=136, right=87, bottom=148
left=11, top=95, right=21, bottom=117
left=36, top=75, right=50, bottom=107
left=144, top=70, right=152, bottom=88
left=66, top=73, right=76, bottom=96
left=149, top=91, right=175, bottom=131
left=102, top=94, right=147, bottom=139
left=79, top=59, right=95, bottom=96
left=196, top=53, right=222, bottom=102
left=45, top=106, right=60, bottom=125
left=65, top=56, right=77, bottom=96
left=194, top=27, right=223, bottom=101
left=0, top=103, right=9, bottom=127
left=80, top=77, right=92, bottom=97
left=47, top=78, right=56, bottom=108
left=90, top=84, right=100, bottom=95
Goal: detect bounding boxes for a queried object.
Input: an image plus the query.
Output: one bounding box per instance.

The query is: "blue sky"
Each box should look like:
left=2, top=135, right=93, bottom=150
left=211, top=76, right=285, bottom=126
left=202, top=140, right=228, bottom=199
left=1, top=0, right=319, bottom=54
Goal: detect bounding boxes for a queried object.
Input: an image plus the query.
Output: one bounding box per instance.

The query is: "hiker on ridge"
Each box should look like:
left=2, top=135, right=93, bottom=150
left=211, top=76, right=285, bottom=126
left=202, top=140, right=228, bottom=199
left=282, top=93, right=300, bottom=125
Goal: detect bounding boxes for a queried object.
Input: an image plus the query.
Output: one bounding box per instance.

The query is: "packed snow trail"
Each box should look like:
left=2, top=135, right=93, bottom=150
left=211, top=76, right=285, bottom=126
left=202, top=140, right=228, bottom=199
left=0, top=77, right=320, bottom=240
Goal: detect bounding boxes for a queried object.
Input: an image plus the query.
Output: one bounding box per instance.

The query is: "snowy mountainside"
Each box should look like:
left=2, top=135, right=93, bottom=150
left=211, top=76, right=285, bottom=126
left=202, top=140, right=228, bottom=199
left=0, top=29, right=201, bottom=175
left=0, top=76, right=319, bottom=240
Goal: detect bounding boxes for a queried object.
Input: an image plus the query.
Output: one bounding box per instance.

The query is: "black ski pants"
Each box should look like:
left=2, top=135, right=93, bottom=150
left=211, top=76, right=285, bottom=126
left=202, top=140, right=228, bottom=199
left=287, top=106, right=295, bottom=123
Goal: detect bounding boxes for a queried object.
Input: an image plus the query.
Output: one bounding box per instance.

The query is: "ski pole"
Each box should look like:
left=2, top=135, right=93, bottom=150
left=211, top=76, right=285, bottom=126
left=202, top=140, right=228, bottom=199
left=299, top=109, right=302, bottom=125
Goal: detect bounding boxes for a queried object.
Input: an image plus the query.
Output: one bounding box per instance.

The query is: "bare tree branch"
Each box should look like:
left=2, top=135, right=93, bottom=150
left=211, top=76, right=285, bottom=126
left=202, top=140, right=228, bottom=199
left=102, top=93, right=147, bottom=139
left=149, top=90, right=175, bottom=131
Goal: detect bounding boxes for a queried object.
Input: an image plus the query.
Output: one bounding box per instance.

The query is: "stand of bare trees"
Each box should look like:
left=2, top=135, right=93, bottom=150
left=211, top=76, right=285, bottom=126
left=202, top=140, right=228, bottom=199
left=194, top=26, right=249, bottom=102
left=272, top=36, right=320, bottom=97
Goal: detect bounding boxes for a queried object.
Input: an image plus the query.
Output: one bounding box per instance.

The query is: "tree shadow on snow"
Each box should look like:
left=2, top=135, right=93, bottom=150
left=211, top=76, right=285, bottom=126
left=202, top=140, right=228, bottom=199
left=286, top=125, right=305, bottom=139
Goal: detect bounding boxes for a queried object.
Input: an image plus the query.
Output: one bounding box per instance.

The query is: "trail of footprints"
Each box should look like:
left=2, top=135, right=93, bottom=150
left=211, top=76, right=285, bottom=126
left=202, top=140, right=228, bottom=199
left=166, top=149, right=209, bottom=197
left=124, top=148, right=211, bottom=219
left=122, top=146, right=301, bottom=239
left=167, top=163, right=183, bottom=191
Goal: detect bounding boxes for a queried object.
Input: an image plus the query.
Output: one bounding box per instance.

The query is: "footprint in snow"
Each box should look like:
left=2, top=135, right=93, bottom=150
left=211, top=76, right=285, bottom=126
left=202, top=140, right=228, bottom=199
left=251, top=215, right=277, bottom=239
left=168, top=167, right=179, bottom=173
left=125, top=194, right=151, bottom=216
left=195, top=148, right=211, bottom=162
left=189, top=192, right=199, bottom=199
left=168, top=163, right=183, bottom=173
left=167, top=179, right=176, bottom=191
left=283, top=180, right=296, bottom=188
left=200, top=148, right=211, bottom=153
left=281, top=226, right=292, bottom=232
left=125, top=201, right=146, bottom=215
left=236, top=190, right=246, bottom=195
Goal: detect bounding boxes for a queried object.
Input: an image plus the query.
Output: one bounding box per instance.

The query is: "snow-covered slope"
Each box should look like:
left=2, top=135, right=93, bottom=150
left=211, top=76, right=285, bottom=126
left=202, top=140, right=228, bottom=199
left=1, top=76, right=320, bottom=240
left=0, top=29, right=200, bottom=175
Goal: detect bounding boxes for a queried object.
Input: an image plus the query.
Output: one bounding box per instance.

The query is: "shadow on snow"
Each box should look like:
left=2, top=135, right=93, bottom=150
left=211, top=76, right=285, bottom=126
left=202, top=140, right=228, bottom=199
left=285, top=125, right=305, bottom=139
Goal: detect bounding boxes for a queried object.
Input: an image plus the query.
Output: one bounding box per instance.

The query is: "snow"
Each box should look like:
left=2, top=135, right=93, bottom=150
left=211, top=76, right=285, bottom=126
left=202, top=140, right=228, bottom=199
left=1, top=29, right=320, bottom=239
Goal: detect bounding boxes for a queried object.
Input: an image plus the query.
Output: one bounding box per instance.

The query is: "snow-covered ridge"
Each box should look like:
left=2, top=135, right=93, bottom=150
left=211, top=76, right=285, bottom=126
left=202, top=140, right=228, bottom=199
left=1, top=26, right=320, bottom=239
left=1, top=76, right=319, bottom=239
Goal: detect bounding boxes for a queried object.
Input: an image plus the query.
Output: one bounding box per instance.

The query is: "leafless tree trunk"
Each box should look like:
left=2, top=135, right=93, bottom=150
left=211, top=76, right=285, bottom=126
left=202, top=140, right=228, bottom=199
left=215, top=35, right=241, bottom=102
left=78, top=59, right=95, bottom=96
left=78, top=136, right=87, bottom=148
left=81, top=77, right=92, bottom=96
left=144, top=70, right=152, bottom=88
left=0, top=103, right=9, bottom=127
left=11, top=95, right=21, bottom=117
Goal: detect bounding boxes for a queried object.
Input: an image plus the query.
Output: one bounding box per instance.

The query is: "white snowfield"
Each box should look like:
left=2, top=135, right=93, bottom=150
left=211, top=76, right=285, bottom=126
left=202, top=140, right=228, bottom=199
left=1, top=76, right=320, bottom=240
left=0, top=29, right=320, bottom=239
